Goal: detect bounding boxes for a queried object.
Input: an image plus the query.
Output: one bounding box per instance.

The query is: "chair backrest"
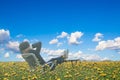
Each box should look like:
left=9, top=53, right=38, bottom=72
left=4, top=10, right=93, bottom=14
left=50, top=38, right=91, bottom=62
left=22, top=53, right=40, bottom=69
left=63, top=49, right=69, bottom=59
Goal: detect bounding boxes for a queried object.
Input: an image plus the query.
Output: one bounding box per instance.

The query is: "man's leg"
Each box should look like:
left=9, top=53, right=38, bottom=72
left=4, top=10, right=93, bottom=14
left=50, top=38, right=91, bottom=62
left=46, top=56, right=64, bottom=71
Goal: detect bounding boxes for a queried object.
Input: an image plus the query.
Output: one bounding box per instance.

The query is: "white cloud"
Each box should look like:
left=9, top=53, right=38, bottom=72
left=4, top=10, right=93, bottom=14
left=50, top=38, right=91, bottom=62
left=49, top=39, right=58, bottom=44
left=23, top=39, right=29, bottom=42
left=49, top=31, right=68, bottom=46
left=42, top=48, right=109, bottom=61
left=101, top=57, right=110, bottom=61
left=67, top=50, right=109, bottom=61
left=0, top=29, right=10, bottom=43
left=16, top=34, right=25, bottom=38
left=41, top=48, right=65, bottom=56
left=84, top=55, right=102, bottom=61
left=16, top=54, right=23, bottom=59
left=30, top=39, right=39, bottom=43
left=57, top=31, right=68, bottom=38
left=4, top=52, right=10, bottom=58
left=57, top=42, right=63, bottom=47
left=68, top=51, right=83, bottom=60
left=0, top=48, right=4, bottom=51
left=96, top=37, right=120, bottom=53
left=96, top=41, right=107, bottom=50
left=92, top=33, right=103, bottom=42
left=49, top=31, right=83, bottom=46
left=6, top=41, right=20, bottom=52
left=68, top=31, right=83, bottom=45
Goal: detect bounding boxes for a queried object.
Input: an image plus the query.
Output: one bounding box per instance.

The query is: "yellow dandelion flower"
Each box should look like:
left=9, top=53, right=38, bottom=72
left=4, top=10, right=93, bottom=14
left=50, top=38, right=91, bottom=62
left=32, top=77, right=37, bottom=80
left=100, top=73, right=107, bottom=77
left=66, top=71, right=69, bottom=74
left=64, top=74, right=72, bottom=78
left=97, top=68, right=101, bottom=71
left=75, top=73, right=79, bottom=76
left=56, top=78, right=61, bottom=80
left=84, top=76, right=89, bottom=80
left=112, top=75, right=116, bottom=79
left=4, top=73, right=10, bottom=77
left=3, top=78, right=9, bottom=80
left=21, top=76, right=27, bottom=80
left=32, top=75, right=37, bottom=80
left=28, top=75, right=31, bottom=79
left=11, top=72, right=16, bottom=76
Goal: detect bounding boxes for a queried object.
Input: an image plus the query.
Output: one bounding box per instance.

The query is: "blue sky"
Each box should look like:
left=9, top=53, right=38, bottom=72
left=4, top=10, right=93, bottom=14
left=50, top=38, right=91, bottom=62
left=0, top=0, right=120, bottom=61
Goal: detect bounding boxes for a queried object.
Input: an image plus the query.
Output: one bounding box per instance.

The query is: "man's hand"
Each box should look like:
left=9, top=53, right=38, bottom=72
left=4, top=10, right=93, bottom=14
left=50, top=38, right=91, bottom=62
left=32, top=42, right=41, bottom=48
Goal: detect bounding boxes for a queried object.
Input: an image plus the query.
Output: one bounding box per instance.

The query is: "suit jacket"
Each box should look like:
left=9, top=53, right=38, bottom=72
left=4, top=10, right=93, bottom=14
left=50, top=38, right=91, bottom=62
left=22, top=53, right=40, bottom=69
left=29, top=42, right=46, bottom=65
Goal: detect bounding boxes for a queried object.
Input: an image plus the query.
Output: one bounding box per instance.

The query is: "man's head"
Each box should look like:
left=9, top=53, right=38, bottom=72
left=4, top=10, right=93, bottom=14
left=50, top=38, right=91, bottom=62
left=19, top=41, right=31, bottom=53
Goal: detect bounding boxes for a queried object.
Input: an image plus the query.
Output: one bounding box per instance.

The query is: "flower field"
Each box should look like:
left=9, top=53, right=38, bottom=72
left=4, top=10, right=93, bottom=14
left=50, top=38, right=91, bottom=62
left=0, top=61, right=120, bottom=80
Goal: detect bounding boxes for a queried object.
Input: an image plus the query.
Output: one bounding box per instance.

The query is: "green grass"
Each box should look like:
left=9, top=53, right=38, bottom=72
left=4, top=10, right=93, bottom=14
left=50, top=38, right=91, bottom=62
left=0, top=61, right=120, bottom=80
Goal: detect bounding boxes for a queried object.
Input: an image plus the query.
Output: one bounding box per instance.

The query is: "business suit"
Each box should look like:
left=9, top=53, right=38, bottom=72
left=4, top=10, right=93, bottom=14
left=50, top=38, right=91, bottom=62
left=29, top=42, right=45, bottom=65
left=19, top=41, right=68, bottom=71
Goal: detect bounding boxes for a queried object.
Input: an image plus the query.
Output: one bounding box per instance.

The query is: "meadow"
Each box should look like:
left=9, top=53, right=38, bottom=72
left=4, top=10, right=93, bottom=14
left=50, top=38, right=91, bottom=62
left=0, top=61, right=120, bottom=80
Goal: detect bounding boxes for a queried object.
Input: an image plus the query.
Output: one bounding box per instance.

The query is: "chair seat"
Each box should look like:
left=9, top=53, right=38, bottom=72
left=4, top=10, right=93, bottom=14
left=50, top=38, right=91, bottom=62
left=22, top=53, right=40, bottom=69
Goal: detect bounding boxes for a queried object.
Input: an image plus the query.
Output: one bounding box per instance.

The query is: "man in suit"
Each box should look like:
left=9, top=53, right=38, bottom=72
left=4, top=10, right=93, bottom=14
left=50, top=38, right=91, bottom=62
left=19, top=41, right=68, bottom=71
left=19, top=41, right=46, bottom=70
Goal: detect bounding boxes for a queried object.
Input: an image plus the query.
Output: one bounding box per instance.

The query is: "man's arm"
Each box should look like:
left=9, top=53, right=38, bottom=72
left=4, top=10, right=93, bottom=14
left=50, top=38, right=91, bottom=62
left=30, top=42, right=45, bottom=65
left=32, top=42, right=42, bottom=54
